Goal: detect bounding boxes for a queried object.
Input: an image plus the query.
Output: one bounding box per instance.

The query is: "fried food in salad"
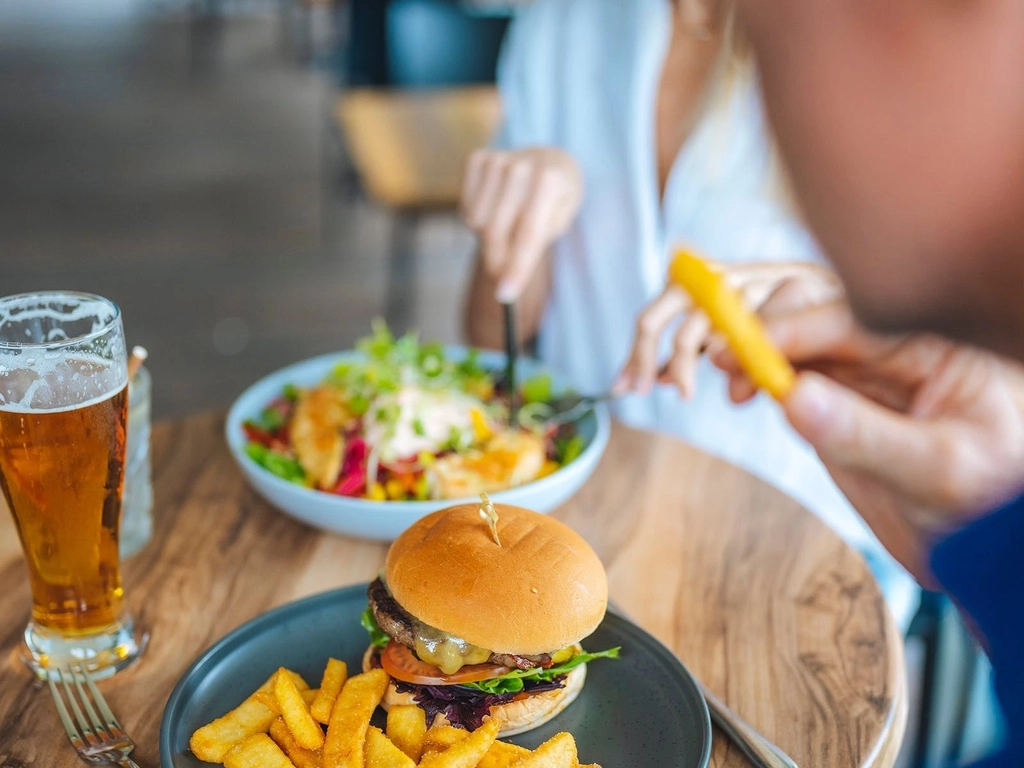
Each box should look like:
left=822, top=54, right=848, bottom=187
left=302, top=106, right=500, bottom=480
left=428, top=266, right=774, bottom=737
left=243, top=323, right=588, bottom=501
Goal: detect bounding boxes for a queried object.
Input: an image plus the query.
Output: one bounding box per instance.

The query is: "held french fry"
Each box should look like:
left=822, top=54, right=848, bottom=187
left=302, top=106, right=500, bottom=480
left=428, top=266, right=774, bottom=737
left=269, top=717, right=323, bottom=768
left=418, top=718, right=500, bottom=768
left=386, top=704, right=427, bottom=762
left=311, top=658, right=348, bottom=725
left=190, top=671, right=285, bottom=762
left=223, top=733, right=297, bottom=768
left=478, top=740, right=532, bottom=768
left=506, top=732, right=578, bottom=768
left=275, top=667, right=326, bottom=751
left=365, top=726, right=416, bottom=768
left=322, top=668, right=389, bottom=768
left=668, top=249, right=796, bottom=400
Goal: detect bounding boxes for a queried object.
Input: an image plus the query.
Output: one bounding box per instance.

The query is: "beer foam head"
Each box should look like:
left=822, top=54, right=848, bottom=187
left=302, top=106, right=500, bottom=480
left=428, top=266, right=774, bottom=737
left=0, top=292, right=127, bottom=412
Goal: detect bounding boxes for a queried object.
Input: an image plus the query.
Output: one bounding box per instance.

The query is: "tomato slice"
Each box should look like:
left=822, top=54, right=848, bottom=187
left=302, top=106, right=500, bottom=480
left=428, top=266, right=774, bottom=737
left=380, top=642, right=512, bottom=686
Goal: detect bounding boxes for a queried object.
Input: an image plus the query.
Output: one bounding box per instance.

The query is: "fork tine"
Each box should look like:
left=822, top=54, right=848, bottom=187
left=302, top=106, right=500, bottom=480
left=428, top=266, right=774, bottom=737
left=56, top=668, right=103, bottom=748
left=47, top=671, right=85, bottom=751
left=69, top=663, right=113, bottom=741
left=75, top=662, right=126, bottom=739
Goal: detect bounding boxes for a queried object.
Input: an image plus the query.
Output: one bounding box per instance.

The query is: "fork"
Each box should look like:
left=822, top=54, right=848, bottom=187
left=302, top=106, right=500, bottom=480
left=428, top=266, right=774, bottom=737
left=48, top=663, right=141, bottom=768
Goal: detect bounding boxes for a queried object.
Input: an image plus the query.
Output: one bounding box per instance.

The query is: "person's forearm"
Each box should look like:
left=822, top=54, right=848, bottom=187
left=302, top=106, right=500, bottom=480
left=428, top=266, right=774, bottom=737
left=463, top=253, right=552, bottom=351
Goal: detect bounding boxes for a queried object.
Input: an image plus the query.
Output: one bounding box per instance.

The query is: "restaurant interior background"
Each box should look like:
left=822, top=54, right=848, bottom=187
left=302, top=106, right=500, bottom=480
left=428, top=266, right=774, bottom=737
left=0, top=0, right=1005, bottom=766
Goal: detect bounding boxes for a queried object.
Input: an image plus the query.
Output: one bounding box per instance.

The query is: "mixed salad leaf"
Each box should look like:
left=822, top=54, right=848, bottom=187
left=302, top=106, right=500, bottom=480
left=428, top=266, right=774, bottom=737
left=242, top=322, right=592, bottom=501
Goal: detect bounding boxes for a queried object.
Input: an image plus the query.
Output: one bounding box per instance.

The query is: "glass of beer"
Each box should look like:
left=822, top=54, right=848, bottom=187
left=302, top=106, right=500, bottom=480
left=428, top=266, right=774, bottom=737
left=0, top=291, right=147, bottom=678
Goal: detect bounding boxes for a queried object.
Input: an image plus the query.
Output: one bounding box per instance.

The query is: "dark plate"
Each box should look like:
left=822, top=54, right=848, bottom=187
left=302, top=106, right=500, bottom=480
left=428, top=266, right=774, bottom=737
left=160, top=584, right=712, bottom=768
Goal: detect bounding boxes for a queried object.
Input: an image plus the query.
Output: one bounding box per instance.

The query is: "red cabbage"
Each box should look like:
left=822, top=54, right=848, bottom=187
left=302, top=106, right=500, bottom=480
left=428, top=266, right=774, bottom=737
left=393, top=677, right=566, bottom=731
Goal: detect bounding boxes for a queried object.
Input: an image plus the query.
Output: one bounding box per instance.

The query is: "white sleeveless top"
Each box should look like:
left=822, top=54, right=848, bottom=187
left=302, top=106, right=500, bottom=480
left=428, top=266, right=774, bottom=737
left=493, top=0, right=917, bottom=623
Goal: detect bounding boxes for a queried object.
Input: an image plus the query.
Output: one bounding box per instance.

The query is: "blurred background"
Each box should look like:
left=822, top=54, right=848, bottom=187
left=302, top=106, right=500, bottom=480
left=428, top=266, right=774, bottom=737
left=0, top=2, right=1004, bottom=766
left=1, top=0, right=514, bottom=419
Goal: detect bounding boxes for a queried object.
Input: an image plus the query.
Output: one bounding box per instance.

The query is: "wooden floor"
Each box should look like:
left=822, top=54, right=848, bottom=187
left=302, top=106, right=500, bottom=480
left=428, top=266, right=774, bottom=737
left=0, top=3, right=475, bottom=419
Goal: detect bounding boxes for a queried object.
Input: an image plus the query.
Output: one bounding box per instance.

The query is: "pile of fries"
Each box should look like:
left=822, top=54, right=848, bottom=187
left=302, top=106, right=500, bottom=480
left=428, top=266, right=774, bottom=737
left=190, top=663, right=601, bottom=768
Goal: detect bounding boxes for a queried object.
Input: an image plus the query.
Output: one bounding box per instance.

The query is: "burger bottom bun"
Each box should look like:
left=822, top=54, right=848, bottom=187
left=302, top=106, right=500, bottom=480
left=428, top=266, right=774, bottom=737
left=362, top=647, right=586, bottom=737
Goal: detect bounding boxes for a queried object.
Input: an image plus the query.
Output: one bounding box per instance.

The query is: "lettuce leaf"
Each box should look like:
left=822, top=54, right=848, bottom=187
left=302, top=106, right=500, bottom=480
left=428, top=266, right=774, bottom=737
left=361, top=605, right=390, bottom=649
left=462, top=646, right=620, bottom=695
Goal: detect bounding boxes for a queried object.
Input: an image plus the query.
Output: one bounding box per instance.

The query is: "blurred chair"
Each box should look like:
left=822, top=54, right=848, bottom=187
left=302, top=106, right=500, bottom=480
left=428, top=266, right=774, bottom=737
left=905, top=592, right=1006, bottom=768
left=334, top=0, right=508, bottom=332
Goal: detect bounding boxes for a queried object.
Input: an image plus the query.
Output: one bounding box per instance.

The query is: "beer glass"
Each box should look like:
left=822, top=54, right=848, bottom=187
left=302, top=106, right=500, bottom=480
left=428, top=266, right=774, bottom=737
left=0, top=291, right=147, bottom=678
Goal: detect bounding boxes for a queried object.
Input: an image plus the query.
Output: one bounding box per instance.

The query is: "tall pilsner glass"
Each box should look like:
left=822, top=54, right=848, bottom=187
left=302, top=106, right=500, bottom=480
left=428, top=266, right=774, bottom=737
left=0, top=292, right=147, bottom=678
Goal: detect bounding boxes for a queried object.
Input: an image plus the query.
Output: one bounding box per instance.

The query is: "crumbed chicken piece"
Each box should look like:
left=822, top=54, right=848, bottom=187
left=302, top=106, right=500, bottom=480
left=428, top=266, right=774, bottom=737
left=428, top=429, right=546, bottom=499
left=289, top=385, right=348, bottom=489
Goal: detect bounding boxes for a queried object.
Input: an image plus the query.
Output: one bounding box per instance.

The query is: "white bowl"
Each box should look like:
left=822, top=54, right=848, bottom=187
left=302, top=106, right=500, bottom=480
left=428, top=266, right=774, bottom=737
left=225, top=348, right=610, bottom=541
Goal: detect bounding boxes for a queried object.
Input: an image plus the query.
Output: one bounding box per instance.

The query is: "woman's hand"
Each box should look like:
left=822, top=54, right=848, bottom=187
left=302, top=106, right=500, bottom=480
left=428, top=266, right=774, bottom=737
left=461, top=148, right=583, bottom=303
left=617, top=261, right=842, bottom=398
left=715, top=290, right=1024, bottom=585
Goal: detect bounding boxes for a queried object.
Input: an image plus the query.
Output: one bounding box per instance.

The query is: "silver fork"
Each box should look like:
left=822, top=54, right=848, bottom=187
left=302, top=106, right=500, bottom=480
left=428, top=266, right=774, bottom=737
left=48, top=663, right=141, bottom=768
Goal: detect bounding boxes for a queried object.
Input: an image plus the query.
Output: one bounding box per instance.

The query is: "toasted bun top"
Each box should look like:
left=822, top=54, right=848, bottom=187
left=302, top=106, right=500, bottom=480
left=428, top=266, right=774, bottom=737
left=385, top=503, right=608, bottom=655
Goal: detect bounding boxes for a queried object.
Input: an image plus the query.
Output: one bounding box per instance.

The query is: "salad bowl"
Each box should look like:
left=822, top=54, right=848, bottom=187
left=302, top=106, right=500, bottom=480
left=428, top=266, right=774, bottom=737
left=226, top=345, right=610, bottom=541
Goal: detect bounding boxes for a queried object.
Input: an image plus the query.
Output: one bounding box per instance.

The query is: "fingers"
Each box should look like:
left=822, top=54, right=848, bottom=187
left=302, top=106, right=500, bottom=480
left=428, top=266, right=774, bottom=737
left=483, top=161, right=533, bottom=279
left=661, top=312, right=711, bottom=400
left=461, top=149, right=581, bottom=303
left=497, top=167, right=570, bottom=302
left=617, top=286, right=689, bottom=395
left=783, top=371, right=968, bottom=506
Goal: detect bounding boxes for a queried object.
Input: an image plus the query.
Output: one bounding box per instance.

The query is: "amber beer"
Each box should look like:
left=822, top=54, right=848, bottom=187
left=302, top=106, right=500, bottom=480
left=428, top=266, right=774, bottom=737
left=0, top=380, right=129, bottom=633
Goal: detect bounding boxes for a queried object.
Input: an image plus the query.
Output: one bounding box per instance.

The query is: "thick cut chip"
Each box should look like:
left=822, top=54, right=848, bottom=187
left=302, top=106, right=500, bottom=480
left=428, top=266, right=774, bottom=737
left=418, top=718, right=500, bottom=768
left=668, top=249, right=796, bottom=400
left=322, top=668, right=389, bottom=768
left=190, top=670, right=305, bottom=762
left=270, top=717, right=323, bottom=768
left=311, top=659, right=348, bottom=725
left=507, top=732, right=577, bottom=768
left=386, top=704, right=426, bottom=762
left=421, top=724, right=469, bottom=757
left=275, top=667, right=325, bottom=751
left=478, top=740, right=531, bottom=768
left=223, top=733, right=297, bottom=768
left=365, top=726, right=416, bottom=768
left=254, top=688, right=318, bottom=714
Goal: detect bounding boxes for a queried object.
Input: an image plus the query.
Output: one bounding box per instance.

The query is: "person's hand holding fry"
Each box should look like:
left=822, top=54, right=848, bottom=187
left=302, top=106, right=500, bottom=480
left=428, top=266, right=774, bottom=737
left=617, top=260, right=842, bottom=398
left=714, top=292, right=1024, bottom=585
left=461, top=148, right=583, bottom=303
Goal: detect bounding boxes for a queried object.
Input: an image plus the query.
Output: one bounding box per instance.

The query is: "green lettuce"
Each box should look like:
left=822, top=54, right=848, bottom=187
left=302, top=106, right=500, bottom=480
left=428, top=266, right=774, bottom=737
left=462, top=646, right=620, bottom=695
left=361, top=605, right=390, bottom=649
left=245, top=443, right=305, bottom=484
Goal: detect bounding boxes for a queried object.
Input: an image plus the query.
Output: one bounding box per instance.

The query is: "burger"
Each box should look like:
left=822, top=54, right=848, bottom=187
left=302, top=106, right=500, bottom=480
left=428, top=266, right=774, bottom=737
left=361, top=500, right=618, bottom=735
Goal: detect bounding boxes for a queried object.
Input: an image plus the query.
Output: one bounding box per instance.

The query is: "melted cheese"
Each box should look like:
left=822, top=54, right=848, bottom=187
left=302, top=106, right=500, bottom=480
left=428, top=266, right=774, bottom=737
left=412, top=618, right=492, bottom=674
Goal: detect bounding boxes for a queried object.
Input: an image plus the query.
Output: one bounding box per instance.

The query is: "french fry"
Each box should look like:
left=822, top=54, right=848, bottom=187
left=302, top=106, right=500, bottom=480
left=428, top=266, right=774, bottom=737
left=275, top=666, right=326, bottom=751
left=478, top=740, right=531, bottom=768
left=421, top=724, right=469, bottom=757
left=223, top=733, right=297, bottom=768
left=668, top=249, right=796, bottom=400
left=386, top=704, right=426, bottom=762
left=418, top=718, right=500, bottom=768
left=190, top=670, right=292, bottom=762
left=322, top=668, right=389, bottom=768
left=254, top=688, right=319, bottom=713
left=270, top=717, right=323, bottom=768
left=364, top=726, right=416, bottom=768
left=311, top=659, right=348, bottom=725
left=507, top=732, right=577, bottom=768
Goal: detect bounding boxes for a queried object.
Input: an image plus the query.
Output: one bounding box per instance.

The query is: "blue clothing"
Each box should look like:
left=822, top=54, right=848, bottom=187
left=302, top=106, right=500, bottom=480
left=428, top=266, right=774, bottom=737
left=931, top=495, right=1024, bottom=767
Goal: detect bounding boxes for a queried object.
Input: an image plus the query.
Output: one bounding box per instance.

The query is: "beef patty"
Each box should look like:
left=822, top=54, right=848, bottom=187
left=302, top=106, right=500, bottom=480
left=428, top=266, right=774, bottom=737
left=367, top=577, right=550, bottom=670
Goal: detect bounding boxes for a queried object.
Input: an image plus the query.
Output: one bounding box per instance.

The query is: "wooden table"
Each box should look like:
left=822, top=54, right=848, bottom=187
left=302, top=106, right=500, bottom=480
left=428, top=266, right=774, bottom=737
left=0, top=414, right=907, bottom=767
